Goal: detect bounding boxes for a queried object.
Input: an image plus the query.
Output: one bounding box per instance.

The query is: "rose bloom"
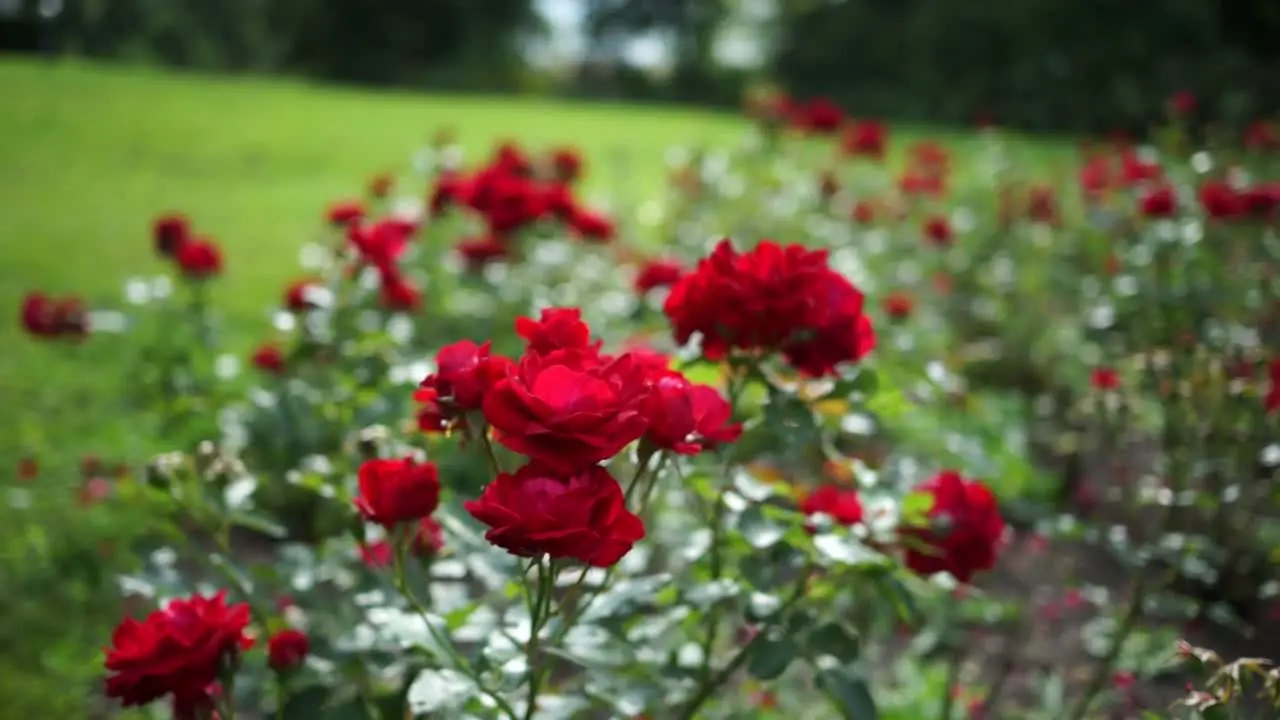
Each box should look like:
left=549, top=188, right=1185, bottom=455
left=1091, top=367, right=1119, bottom=390
left=1199, top=180, right=1246, bottom=220
left=851, top=199, right=877, bottom=225
left=251, top=344, right=285, bottom=375
left=923, top=215, right=952, bottom=245
left=359, top=540, right=392, bottom=568
left=780, top=268, right=876, bottom=377
left=1139, top=184, right=1177, bottom=218
left=349, top=218, right=413, bottom=269
left=152, top=213, right=190, bottom=257
left=413, top=517, right=445, bottom=557
left=104, top=591, right=253, bottom=711
left=20, top=291, right=88, bottom=339
left=793, top=97, right=844, bottom=134
left=841, top=120, right=887, bottom=160
left=378, top=270, right=421, bottom=312
left=482, top=349, right=650, bottom=475
left=665, top=239, right=807, bottom=363
left=800, top=484, right=864, bottom=531
left=902, top=470, right=1004, bottom=583
left=883, top=291, right=913, bottom=321
left=353, top=456, right=441, bottom=527
left=1027, top=185, right=1058, bottom=224
left=174, top=238, right=223, bottom=278
left=283, top=278, right=324, bottom=312
left=1169, top=90, right=1196, bottom=116
left=515, top=307, right=598, bottom=355
left=1119, top=149, right=1162, bottom=186
left=415, top=339, right=513, bottom=432
left=326, top=199, right=366, bottom=226
left=568, top=206, right=616, bottom=242
left=550, top=147, right=583, bottom=183
left=465, top=463, right=644, bottom=567
left=634, top=258, right=685, bottom=295
left=267, top=628, right=309, bottom=672
left=641, top=371, right=741, bottom=455
left=457, top=235, right=511, bottom=270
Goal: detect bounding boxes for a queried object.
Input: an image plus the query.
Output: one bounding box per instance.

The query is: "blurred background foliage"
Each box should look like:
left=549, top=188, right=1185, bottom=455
left=3, top=0, right=1278, bottom=133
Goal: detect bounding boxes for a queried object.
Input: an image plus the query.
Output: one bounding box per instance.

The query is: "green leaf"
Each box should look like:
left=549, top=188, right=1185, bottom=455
left=228, top=510, right=288, bottom=539
left=748, top=635, right=800, bottom=680
left=826, top=368, right=880, bottom=399
left=406, top=668, right=477, bottom=715
left=280, top=686, right=332, bottom=720
left=806, top=621, right=861, bottom=662
left=817, top=665, right=878, bottom=720
left=738, top=504, right=785, bottom=549
left=900, top=491, right=935, bottom=527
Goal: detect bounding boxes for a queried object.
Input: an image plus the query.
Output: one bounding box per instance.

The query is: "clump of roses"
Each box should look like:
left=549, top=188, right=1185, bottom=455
left=100, top=238, right=1006, bottom=719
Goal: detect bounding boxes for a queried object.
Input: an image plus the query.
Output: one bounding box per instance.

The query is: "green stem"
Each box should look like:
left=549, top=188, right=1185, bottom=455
left=392, top=537, right=519, bottom=719
left=523, top=558, right=554, bottom=720
left=676, top=566, right=811, bottom=720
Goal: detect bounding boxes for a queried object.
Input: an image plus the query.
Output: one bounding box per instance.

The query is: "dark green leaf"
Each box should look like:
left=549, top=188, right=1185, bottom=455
left=748, top=635, right=799, bottom=680
left=229, top=510, right=288, bottom=539
left=281, top=686, right=332, bottom=720
left=817, top=665, right=878, bottom=720
left=825, top=368, right=880, bottom=399
left=805, top=621, right=861, bottom=662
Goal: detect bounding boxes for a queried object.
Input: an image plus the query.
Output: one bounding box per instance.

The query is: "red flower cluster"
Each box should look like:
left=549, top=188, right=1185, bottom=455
left=429, top=142, right=616, bottom=268
left=342, top=215, right=422, bottom=312
left=20, top=291, right=88, bottom=340
left=800, top=484, right=864, bottom=531
left=151, top=213, right=224, bottom=279
left=841, top=120, right=888, bottom=160
left=326, top=199, right=366, bottom=227
left=103, top=591, right=253, bottom=713
left=663, top=239, right=875, bottom=377
left=251, top=343, right=285, bottom=375
left=903, top=470, right=1004, bottom=583
left=792, top=97, right=844, bottom=134
left=418, top=307, right=739, bottom=567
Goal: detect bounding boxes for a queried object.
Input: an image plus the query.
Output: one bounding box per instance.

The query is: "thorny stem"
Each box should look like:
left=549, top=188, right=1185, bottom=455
left=522, top=558, right=555, bottom=720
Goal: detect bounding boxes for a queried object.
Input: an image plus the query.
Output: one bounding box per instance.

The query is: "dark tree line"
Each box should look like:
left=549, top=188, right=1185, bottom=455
left=3, top=0, right=1278, bottom=132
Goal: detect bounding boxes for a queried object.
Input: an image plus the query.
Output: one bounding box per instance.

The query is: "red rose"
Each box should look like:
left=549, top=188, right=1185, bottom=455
left=641, top=371, right=741, bottom=455
left=1119, top=150, right=1162, bottom=186
left=379, top=270, right=421, bottom=312
left=550, top=147, right=583, bottom=184
left=923, top=215, right=953, bottom=246
left=800, top=484, right=864, bottom=530
left=283, top=278, right=324, bottom=312
left=493, top=141, right=533, bottom=176
left=1138, top=185, right=1177, bottom=218
left=21, top=291, right=87, bottom=339
left=327, top=200, right=366, bottom=227
left=430, top=171, right=472, bottom=215
left=353, top=457, right=441, bottom=527
left=634, top=259, right=685, bottom=294
left=104, top=591, right=253, bottom=710
left=1241, top=183, right=1280, bottom=219
left=795, top=97, right=844, bottom=134
left=903, top=471, right=1004, bottom=583
left=414, top=340, right=513, bottom=432
left=899, top=170, right=945, bottom=197
left=1199, top=180, right=1246, bottom=220
left=665, top=240, right=874, bottom=377
left=360, top=540, right=392, bottom=568
left=267, top=629, right=309, bottom=672
left=349, top=219, right=412, bottom=270
left=841, top=120, right=887, bottom=160
left=1091, top=367, right=1119, bottom=390
left=464, top=463, right=645, bottom=567
left=851, top=200, right=877, bottom=225
left=1169, top=90, right=1196, bottom=116
left=484, top=173, right=548, bottom=235
left=781, top=270, right=876, bottom=377
left=483, top=348, right=650, bottom=475
left=515, top=307, right=597, bottom=355
left=568, top=206, right=615, bottom=243
left=457, top=235, right=511, bottom=270
left=413, top=517, right=445, bottom=557
left=251, top=344, right=285, bottom=375
left=1245, top=121, right=1279, bottom=153
left=883, top=292, right=913, bottom=321
left=152, top=213, right=190, bottom=257
left=174, top=238, right=223, bottom=278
